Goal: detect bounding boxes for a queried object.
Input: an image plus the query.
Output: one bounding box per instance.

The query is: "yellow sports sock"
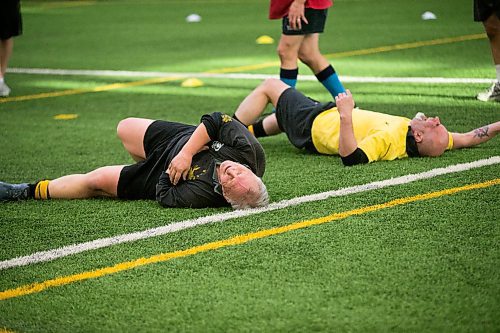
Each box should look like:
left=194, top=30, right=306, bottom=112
left=35, top=180, right=51, bottom=200
left=248, top=124, right=255, bottom=136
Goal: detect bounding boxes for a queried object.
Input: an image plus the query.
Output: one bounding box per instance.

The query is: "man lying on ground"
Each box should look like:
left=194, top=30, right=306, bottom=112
left=233, top=78, right=499, bottom=166
left=0, top=112, right=269, bottom=209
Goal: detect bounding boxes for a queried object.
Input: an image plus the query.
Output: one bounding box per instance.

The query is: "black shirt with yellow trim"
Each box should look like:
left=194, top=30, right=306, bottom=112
left=156, top=112, right=265, bottom=208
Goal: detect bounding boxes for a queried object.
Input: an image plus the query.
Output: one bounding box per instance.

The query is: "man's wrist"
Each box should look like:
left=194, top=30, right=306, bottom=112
left=339, top=113, right=353, bottom=122
left=180, top=146, right=196, bottom=158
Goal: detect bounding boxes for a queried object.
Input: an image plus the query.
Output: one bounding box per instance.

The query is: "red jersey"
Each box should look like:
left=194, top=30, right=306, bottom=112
left=269, top=0, right=333, bottom=19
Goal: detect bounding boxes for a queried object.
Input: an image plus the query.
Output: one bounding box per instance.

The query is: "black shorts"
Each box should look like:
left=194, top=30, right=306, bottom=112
left=0, top=0, right=22, bottom=40
left=117, top=120, right=195, bottom=200
left=275, top=88, right=335, bottom=152
left=474, top=0, right=500, bottom=21
left=282, top=8, right=328, bottom=35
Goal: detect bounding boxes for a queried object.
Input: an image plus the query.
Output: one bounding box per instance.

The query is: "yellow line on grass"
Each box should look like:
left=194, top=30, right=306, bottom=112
left=325, top=33, right=486, bottom=58
left=207, top=33, right=486, bottom=73
left=206, top=61, right=281, bottom=74
left=0, top=76, right=182, bottom=103
left=0, top=34, right=485, bottom=103
left=37, top=1, right=96, bottom=10
left=0, top=178, right=498, bottom=301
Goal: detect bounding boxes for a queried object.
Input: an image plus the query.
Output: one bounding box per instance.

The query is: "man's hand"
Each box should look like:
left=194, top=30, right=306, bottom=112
left=167, top=151, right=192, bottom=185
left=288, top=0, right=308, bottom=30
left=335, top=90, right=355, bottom=118
left=167, top=122, right=211, bottom=185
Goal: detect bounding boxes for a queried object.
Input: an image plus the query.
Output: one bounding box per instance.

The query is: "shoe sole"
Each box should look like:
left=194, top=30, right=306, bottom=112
left=477, top=96, right=500, bottom=102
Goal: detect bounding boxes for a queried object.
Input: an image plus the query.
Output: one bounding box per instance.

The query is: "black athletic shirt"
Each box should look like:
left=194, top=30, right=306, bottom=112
left=156, top=112, right=266, bottom=208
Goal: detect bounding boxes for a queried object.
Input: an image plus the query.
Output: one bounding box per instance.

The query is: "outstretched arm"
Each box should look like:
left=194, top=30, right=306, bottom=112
left=451, top=121, right=500, bottom=149
left=167, top=123, right=210, bottom=185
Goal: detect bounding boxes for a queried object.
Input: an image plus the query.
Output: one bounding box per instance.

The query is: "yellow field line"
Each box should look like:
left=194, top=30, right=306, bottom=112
left=31, top=1, right=96, bottom=10
left=206, top=61, right=281, bottom=74
left=207, top=33, right=486, bottom=74
left=0, top=76, right=182, bottom=104
left=0, top=178, right=498, bottom=301
left=0, top=33, right=485, bottom=104
left=326, top=33, right=486, bottom=58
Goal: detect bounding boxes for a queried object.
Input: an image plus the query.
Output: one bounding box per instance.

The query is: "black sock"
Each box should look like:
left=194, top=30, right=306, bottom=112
left=252, top=119, right=268, bottom=138
left=280, top=68, right=298, bottom=87
left=315, top=65, right=335, bottom=82
left=28, top=183, right=37, bottom=199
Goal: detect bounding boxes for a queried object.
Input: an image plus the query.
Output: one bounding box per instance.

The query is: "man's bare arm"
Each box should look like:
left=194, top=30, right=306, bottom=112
left=452, top=121, right=500, bottom=149
left=337, top=90, right=358, bottom=157
left=167, top=123, right=210, bottom=185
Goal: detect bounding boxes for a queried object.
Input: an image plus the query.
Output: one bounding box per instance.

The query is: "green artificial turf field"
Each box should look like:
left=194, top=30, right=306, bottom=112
left=0, top=0, right=499, bottom=332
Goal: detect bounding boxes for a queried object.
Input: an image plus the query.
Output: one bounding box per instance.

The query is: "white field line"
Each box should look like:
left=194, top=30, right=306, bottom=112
left=1, top=156, right=499, bottom=270
left=7, top=67, right=495, bottom=84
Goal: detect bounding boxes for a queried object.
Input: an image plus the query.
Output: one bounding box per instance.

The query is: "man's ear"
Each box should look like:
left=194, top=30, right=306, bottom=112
left=412, top=129, right=424, bottom=143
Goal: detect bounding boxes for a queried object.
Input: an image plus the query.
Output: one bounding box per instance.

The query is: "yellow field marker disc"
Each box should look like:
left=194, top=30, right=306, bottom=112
left=53, top=114, right=79, bottom=120
left=181, top=78, right=204, bottom=88
left=256, top=35, right=274, bottom=44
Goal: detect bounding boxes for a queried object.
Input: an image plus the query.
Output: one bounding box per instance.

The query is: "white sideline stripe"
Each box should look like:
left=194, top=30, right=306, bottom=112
left=7, top=67, right=495, bottom=84
left=1, top=156, right=499, bottom=270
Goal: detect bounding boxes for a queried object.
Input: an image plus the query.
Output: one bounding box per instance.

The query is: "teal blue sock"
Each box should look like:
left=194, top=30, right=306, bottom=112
left=280, top=68, right=298, bottom=88
left=274, top=68, right=298, bottom=113
left=316, top=65, right=345, bottom=98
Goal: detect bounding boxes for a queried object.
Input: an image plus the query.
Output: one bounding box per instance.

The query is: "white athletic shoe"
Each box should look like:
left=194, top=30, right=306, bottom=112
left=476, top=81, right=500, bottom=102
left=0, top=82, right=11, bottom=97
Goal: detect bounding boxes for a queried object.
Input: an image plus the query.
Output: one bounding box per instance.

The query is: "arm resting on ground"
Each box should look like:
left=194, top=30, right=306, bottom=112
left=451, top=121, right=499, bottom=149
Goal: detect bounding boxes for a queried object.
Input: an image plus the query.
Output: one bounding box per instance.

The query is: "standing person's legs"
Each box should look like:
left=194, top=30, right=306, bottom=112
left=0, top=38, right=13, bottom=96
left=475, top=0, right=500, bottom=101
left=297, top=33, right=329, bottom=72
left=483, top=13, right=500, bottom=77
left=277, top=34, right=304, bottom=87
left=477, top=13, right=500, bottom=101
left=299, top=33, right=345, bottom=98
left=0, top=0, right=22, bottom=97
left=0, top=38, right=13, bottom=78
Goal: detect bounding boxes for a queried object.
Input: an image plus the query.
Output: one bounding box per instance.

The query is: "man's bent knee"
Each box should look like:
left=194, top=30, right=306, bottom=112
left=263, top=78, right=290, bottom=88
left=116, top=117, right=138, bottom=139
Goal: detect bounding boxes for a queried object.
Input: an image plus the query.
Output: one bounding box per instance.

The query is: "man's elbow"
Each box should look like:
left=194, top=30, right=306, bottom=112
left=340, top=148, right=369, bottom=166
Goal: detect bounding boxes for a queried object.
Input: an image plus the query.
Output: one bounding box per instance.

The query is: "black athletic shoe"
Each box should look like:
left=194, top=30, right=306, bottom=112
left=0, top=181, right=29, bottom=201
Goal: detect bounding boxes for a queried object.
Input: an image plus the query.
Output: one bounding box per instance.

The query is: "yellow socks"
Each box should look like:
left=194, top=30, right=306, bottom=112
left=34, top=180, right=51, bottom=200
left=248, top=124, right=255, bottom=136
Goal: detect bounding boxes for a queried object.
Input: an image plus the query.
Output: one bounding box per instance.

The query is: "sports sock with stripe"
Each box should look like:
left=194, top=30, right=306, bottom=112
left=316, top=65, right=345, bottom=98
left=31, top=180, right=51, bottom=200
left=280, top=68, right=298, bottom=88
